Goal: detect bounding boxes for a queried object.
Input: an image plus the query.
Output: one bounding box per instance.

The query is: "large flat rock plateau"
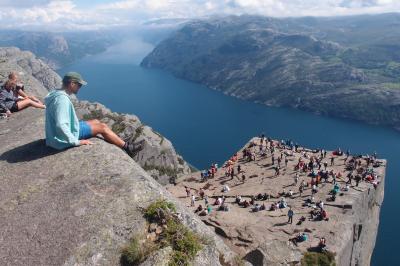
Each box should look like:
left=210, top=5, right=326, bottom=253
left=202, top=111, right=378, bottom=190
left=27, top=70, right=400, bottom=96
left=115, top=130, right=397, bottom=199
left=167, top=137, right=386, bottom=265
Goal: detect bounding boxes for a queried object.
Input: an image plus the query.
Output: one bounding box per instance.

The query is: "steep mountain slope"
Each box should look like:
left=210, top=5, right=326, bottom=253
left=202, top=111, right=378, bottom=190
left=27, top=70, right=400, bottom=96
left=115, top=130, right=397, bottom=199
left=141, top=14, right=400, bottom=130
left=0, top=31, right=116, bottom=69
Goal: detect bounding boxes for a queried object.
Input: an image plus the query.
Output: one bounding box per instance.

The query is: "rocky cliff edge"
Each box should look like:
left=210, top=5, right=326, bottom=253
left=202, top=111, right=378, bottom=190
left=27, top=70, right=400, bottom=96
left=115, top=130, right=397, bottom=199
left=0, top=109, right=234, bottom=265
left=0, top=47, right=191, bottom=184
left=0, top=47, right=235, bottom=265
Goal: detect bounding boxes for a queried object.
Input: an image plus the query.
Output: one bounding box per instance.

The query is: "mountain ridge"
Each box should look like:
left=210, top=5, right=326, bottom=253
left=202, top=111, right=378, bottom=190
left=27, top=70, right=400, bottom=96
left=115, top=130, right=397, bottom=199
left=141, top=14, right=400, bottom=130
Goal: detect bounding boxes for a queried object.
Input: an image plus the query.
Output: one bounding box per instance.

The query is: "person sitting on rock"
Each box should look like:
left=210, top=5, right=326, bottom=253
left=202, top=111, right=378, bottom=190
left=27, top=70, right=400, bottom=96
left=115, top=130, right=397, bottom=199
left=261, top=193, right=268, bottom=200
left=329, top=193, right=336, bottom=202
left=310, top=208, right=320, bottom=220
left=279, top=198, right=287, bottom=208
left=7, top=72, right=35, bottom=100
left=296, top=216, right=306, bottom=225
left=250, top=196, right=255, bottom=205
left=199, top=209, right=208, bottom=216
left=0, top=72, right=45, bottom=116
left=222, top=185, right=230, bottom=193
left=320, top=209, right=329, bottom=220
left=195, top=204, right=203, bottom=213
left=199, top=188, right=205, bottom=199
left=252, top=203, right=261, bottom=212
left=45, top=72, right=143, bottom=156
left=312, top=184, right=318, bottom=194
left=206, top=205, right=212, bottom=214
left=318, top=237, right=327, bottom=252
left=291, top=232, right=308, bottom=246
left=235, top=195, right=242, bottom=204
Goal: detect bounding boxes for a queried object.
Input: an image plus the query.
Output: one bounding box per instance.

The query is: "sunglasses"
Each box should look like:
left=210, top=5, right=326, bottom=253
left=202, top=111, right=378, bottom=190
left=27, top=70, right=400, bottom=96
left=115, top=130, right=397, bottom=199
left=73, top=82, right=82, bottom=88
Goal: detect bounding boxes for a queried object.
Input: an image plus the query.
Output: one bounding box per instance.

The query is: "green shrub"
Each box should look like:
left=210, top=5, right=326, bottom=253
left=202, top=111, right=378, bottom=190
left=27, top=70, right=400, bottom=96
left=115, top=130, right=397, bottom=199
left=142, top=164, right=180, bottom=178
left=112, top=121, right=126, bottom=134
left=142, top=199, right=203, bottom=265
left=177, top=157, right=185, bottom=165
left=164, top=219, right=202, bottom=265
left=82, top=110, right=104, bottom=120
left=301, top=251, right=336, bottom=266
left=232, top=255, right=246, bottom=266
left=144, top=199, right=176, bottom=222
left=133, top=126, right=144, bottom=141
left=169, top=251, right=190, bottom=266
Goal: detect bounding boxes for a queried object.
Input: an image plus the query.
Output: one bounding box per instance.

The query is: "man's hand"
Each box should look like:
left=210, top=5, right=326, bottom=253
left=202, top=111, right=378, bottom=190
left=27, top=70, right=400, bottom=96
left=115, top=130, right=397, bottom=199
left=6, top=110, right=11, bottom=117
left=79, top=139, right=93, bottom=146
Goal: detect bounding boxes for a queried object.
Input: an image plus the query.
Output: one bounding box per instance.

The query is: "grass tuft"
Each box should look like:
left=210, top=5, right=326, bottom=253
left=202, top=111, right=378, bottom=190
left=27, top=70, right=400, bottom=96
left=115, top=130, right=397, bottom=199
left=301, top=251, right=336, bottom=266
left=120, top=235, right=158, bottom=266
left=144, top=199, right=176, bottom=222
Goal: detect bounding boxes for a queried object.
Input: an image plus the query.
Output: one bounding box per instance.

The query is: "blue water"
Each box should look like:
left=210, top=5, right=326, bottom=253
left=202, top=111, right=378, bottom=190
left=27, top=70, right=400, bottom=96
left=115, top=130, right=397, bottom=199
left=60, top=46, right=399, bottom=266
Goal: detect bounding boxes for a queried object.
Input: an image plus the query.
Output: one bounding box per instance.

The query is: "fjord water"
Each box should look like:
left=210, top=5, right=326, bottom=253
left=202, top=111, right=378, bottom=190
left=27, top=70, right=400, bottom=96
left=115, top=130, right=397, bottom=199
left=60, top=41, right=399, bottom=266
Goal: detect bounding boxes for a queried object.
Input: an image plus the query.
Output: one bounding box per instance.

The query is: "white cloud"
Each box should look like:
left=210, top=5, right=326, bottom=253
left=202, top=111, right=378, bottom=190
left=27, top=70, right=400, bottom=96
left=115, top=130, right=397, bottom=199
left=0, top=0, right=399, bottom=31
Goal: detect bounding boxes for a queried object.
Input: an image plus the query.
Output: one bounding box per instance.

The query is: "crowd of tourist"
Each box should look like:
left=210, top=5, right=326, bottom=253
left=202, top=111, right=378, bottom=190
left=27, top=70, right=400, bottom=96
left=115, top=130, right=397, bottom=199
left=181, top=134, right=383, bottom=255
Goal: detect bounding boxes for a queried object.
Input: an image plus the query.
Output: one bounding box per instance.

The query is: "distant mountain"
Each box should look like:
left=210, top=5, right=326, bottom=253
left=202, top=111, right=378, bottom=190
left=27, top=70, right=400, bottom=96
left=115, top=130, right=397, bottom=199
left=0, top=31, right=117, bottom=69
left=141, top=13, right=400, bottom=130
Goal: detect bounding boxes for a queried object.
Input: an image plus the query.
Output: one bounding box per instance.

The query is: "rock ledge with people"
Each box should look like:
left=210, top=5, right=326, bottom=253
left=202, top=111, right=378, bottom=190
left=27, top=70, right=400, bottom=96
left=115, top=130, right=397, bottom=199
left=0, top=46, right=191, bottom=184
left=167, top=136, right=386, bottom=265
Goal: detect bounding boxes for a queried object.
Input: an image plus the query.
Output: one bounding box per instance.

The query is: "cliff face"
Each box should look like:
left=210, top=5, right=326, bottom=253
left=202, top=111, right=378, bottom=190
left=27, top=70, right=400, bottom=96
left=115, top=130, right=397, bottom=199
left=338, top=167, right=385, bottom=266
left=0, top=47, right=191, bottom=184
left=73, top=101, right=191, bottom=184
left=0, top=47, right=234, bottom=265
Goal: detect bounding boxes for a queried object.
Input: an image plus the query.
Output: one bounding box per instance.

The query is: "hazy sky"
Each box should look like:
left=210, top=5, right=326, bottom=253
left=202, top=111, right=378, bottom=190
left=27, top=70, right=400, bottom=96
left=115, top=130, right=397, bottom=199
left=0, top=0, right=399, bottom=31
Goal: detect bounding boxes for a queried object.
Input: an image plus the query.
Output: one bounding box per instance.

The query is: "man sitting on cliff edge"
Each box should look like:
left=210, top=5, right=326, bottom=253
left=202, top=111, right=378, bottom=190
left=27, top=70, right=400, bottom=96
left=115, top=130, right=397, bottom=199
left=45, top=72, right=143, bottom=156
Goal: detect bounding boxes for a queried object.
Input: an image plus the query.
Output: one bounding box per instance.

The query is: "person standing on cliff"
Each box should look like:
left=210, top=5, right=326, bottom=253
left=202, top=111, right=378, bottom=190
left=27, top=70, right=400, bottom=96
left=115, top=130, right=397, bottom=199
left=288, top=207, right=294, bottom=224
left=44, top=72, right=143, bottom=156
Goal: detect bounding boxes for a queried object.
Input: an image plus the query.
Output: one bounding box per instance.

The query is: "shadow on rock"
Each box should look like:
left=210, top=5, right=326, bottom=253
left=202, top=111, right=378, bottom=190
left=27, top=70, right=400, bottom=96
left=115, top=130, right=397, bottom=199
left=0, top=139, right=63, bottom=163
left=273, top=222, right=288, bottom=227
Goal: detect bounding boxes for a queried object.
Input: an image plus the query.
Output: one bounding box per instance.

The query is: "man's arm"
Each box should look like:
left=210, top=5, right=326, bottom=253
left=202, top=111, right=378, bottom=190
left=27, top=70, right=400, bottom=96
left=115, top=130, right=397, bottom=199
left=53, top=96, right=80, bottom=146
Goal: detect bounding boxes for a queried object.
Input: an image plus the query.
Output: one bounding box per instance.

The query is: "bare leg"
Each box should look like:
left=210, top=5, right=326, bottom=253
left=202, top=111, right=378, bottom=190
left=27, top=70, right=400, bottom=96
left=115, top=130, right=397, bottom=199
left=16, top=98, right=45, bottom=110
left=86, top=119, right=125, bottom=148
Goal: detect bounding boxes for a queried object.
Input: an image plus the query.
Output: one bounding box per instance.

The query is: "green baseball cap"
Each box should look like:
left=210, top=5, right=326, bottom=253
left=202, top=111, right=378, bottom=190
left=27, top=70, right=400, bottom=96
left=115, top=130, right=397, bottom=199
left=63, top=72, right=87, bottom=85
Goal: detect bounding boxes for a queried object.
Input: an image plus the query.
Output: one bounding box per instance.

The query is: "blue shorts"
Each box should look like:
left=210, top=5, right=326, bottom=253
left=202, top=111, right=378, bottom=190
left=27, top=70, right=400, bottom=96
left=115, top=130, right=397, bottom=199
left=79, top=121, right=93, bottom=140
